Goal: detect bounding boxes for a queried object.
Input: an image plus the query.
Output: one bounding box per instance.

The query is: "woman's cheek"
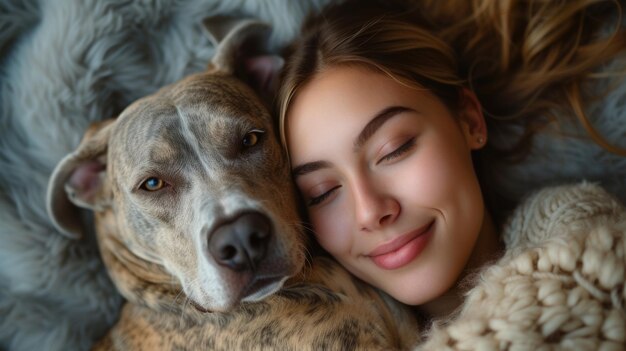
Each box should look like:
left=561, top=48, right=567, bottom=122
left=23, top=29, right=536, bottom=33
left=404, top=140, right=462, bottom=205
left=309, top=203, right=353, bottom=256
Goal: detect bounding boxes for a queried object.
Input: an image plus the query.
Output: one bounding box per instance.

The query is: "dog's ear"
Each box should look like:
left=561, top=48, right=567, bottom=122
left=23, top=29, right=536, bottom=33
left=46, top=119, right=115, bottom=239
left=203, top=16, right=284, bottom=101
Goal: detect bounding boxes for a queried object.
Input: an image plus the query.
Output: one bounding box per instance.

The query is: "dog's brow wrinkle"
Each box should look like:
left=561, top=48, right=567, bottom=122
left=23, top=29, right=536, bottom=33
left=175, top=105, right=213, bottom=177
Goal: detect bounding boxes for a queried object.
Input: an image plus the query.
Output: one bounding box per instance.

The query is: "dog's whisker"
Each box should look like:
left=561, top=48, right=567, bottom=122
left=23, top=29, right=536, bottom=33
left=180, top=297, right=190, bottom=327
left=177, top=275, right=203, bottom=326
left=172, top=270, right=195, bottom=305
left=174, top=287, right=186, bottom=304
left=289, top=220, right=314, bottom=236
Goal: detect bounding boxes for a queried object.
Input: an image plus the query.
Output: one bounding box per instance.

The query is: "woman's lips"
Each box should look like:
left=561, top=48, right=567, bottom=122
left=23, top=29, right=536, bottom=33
left=368, top=220, right=435, bottom=270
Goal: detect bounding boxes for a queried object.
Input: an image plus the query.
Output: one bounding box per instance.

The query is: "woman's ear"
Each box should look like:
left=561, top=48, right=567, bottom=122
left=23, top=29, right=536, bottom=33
left=458, top=88, right=487, bottom=150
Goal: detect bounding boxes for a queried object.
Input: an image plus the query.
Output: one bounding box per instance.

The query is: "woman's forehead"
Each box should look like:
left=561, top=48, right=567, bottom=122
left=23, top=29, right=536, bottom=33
left=287, top=66, right=439, bottom=131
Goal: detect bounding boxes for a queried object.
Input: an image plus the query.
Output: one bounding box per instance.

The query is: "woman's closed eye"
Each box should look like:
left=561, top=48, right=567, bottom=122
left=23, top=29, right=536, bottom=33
left=308, top=184, right=341, bottom=207
left=377, top=137, right=416, bottom=165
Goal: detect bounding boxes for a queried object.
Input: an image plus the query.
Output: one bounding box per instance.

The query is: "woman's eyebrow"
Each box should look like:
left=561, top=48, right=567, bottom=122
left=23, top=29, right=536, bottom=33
left=292, top=160, right=331, bottom=178
left=292, top=106, right=414, bottom=179
left=354, top=106, right=414, bottom=151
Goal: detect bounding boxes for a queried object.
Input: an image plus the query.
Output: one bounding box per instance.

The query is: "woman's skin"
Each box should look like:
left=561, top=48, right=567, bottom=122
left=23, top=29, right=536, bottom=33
left=286, top=65, right=501, bottom=318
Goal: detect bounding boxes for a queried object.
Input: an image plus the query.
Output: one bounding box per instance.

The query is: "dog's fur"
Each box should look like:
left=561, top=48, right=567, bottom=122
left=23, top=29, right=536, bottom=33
left=46, top=18, right=418, bottom=350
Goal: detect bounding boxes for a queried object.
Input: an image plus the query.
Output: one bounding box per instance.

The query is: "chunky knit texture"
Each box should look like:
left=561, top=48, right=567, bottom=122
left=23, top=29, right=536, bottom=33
left=419, top=183, right=626, bottom=350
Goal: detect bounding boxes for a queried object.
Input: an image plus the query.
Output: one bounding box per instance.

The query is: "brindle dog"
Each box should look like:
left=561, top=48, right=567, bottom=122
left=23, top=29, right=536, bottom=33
left=46, top=18, right=419, bottom=350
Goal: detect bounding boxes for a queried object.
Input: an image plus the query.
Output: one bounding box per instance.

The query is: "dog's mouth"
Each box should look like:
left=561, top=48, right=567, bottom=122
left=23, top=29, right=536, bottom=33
left=189, top=299, right=212, bottom=313
left=188, top=275, right=288, bottom=313
left=241, top=275, right=288, bottom=303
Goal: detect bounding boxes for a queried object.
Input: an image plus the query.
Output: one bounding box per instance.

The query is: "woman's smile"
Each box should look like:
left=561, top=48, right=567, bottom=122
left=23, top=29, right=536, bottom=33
left=367, top=220, right=435, bottom=270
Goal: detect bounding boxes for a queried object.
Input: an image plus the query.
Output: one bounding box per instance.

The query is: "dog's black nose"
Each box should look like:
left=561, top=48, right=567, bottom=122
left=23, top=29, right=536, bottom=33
left=208, top=212, right=272, bottom=271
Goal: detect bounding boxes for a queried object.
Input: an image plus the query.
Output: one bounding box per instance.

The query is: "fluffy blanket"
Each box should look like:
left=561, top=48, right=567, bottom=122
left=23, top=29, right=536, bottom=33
left=0, top=1, right=624, bottom=350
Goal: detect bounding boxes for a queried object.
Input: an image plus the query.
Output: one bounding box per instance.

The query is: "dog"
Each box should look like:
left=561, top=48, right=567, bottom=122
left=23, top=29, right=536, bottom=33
left=46, top=17, right=419, bottom=350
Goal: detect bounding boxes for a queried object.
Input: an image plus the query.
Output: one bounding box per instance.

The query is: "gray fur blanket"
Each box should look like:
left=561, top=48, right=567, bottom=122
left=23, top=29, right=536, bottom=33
left=0, top=1, right=624, bottom=350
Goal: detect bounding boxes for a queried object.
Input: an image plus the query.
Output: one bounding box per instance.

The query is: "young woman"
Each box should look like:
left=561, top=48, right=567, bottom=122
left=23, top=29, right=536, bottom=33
left=277, top=0, right=626, bottom=348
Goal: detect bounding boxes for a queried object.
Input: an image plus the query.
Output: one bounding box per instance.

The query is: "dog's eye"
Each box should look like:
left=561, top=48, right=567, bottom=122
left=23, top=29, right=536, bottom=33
left=141, top=177, right=165, bottom=191
left=242, top=129, right=264, bottom=148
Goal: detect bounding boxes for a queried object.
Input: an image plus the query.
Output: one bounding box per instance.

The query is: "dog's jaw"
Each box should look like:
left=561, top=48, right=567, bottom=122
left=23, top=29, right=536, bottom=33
left=187, top=273, right=292, bottom=313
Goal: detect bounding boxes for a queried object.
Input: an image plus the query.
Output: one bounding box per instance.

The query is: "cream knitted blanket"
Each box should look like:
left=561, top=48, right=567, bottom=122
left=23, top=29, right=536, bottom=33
left=419, top=183, right=626, bottom=350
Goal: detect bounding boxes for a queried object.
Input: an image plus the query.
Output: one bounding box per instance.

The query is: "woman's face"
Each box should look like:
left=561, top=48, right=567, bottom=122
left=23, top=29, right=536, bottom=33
left=286, top=66, right=488, bottom=305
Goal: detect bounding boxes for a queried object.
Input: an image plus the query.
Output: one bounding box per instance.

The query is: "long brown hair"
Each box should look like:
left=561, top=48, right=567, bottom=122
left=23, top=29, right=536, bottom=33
left=277, top=0, right=626, bottom=159
left=440, top=0, right=626, bottom=157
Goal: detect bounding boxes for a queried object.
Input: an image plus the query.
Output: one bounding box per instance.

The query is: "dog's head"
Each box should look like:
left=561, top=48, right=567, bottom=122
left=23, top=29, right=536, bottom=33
left=46, top=18, right=305, bottom=312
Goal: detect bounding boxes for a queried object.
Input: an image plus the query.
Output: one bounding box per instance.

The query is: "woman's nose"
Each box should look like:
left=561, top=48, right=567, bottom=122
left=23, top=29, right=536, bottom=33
left=352, top=178, right=399, bottom=231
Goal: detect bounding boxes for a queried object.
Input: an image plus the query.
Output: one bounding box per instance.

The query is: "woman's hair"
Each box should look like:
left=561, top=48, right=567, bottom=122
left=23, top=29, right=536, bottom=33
left=277, top=0, right=626, bottom=159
